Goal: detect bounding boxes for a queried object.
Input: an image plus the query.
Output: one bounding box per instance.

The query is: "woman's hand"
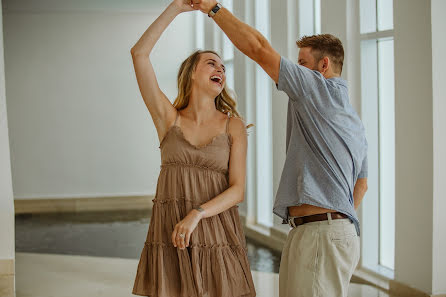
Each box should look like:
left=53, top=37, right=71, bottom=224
left=171, top=209, right=203, bottom=249
left=188, top=0, right=217, bottom=14
left=171, top=0, right=195, bottom=13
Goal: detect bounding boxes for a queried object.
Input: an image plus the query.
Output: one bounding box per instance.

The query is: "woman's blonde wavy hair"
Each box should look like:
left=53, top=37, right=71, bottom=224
left=173, top=50, right=242, bottom=118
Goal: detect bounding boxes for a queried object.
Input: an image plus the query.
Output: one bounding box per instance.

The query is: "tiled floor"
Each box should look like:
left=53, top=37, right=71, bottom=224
left=15, top=253, right=392, bottom=297
left=14, top=211, right=395, bottom=297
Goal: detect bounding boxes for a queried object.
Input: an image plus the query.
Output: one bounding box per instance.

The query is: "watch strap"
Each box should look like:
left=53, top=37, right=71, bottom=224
left=208, top=3, right=222, bottom=18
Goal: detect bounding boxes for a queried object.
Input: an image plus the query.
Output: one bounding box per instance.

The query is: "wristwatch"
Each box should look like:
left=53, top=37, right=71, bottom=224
left=208, top=3, right=222, bottom=18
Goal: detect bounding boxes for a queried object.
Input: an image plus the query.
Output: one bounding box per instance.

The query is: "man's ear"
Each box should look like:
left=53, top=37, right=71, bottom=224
left=320, top=56, right=330, bottom=74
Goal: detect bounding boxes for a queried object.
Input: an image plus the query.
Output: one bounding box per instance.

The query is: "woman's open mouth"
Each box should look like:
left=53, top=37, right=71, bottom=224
left=210, top=75, right=223, bottom=86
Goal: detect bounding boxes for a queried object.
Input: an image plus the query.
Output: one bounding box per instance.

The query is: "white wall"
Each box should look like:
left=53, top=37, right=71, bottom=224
left=3, top=0, right=196, bottom=199
left=394, top=0, right=433, bottom=293
left=431, top=0, right=446, bottom=294
left=0, top=0, right=15, bottom=260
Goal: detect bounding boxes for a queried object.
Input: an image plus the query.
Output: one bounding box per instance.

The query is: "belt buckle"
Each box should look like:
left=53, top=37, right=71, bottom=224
left=288, top=217, right=297, bottom=228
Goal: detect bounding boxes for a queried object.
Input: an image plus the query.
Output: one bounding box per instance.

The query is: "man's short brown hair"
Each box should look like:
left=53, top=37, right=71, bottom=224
left=296, top=34, right=344, bottom=74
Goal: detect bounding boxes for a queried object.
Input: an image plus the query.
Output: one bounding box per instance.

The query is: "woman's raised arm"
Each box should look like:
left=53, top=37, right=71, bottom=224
left=130, top=1, right=193, bottom=142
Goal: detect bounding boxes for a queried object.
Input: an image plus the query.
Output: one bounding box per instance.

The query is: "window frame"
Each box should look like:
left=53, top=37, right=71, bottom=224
left=359, top=0, right=395, bottom=276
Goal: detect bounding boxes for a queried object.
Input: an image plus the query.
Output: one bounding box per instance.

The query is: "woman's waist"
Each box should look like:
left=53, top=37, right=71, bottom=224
left=160, top=160, right=228, bottom=174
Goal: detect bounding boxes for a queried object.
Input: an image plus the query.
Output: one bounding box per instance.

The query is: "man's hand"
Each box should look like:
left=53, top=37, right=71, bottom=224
left=190, top=0, right=218, bottom=14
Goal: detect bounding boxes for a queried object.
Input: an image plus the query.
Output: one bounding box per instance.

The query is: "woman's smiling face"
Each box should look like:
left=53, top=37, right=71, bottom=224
left=192, top=52, right=226, bottom=96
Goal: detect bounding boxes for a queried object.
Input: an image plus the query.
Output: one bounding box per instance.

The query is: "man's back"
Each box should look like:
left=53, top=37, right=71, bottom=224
left=273, top=56, right=368, bottom=235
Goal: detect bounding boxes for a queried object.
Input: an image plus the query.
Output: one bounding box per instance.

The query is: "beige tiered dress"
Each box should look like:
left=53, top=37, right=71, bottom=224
left=132, top=113, right=256, bottom=297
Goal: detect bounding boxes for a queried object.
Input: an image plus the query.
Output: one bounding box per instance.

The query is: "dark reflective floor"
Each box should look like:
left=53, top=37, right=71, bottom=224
left=15, top=210, right=281, bottom=273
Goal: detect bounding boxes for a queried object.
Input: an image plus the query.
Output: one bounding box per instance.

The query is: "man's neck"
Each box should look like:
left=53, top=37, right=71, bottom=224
left=323, top=73, right=341, bottom=79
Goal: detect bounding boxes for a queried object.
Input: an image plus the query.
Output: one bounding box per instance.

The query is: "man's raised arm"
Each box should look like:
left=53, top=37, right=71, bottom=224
left=193, top=0, right=281, bottom=83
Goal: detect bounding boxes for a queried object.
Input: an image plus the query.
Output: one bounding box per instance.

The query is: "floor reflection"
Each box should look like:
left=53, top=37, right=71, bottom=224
left=15, top=210, right=281, bottom=273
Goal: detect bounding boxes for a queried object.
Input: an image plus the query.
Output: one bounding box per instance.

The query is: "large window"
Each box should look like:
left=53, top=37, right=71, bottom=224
left=360, top=0, right=395, bottom=273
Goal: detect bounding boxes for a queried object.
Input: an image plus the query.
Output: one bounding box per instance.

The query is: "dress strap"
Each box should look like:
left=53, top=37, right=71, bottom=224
left=225, top=114, right=231, bottom=134
left=173, top=111, right=179, bottom=126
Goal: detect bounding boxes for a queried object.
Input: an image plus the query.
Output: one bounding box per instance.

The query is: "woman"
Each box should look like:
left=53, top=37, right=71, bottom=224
left=130, top=1, right=255, bottom=296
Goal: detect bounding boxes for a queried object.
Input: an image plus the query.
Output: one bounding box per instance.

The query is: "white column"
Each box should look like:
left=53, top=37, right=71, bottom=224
left=232, top=0, right=251, bottom=217
left=320, top=0, right=361, bottom=112
left=204, top=12, right=216, bottom=51
left=270, top=0, right=292, bottom=230
left=393, top=0, right=433, bottom=293
left=431, top=0, right=446, bottom=294
left=287, top=0, right=299, bottom=61
left=0, top=0, right=16, bottom=294
left=253, top=0, right=273, bottom=226
left=244, top=0, right=257, bottom=224
left=320, top=0, right=347, bottom=69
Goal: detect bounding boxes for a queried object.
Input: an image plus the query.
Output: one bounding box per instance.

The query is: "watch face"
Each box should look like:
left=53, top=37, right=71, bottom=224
left=208, top=3, right=221, bottom=17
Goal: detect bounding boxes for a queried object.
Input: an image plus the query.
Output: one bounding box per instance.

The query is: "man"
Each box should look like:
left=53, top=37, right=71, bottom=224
left=191, top=1, right=368, bottom=296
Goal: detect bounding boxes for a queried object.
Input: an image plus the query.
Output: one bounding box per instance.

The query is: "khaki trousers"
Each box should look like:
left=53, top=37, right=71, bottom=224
left=279, top=216, right=360, bottom=297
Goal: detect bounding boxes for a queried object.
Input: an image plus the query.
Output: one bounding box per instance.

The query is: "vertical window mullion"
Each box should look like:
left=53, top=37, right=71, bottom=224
left=376, top=38, right=382, bottom=268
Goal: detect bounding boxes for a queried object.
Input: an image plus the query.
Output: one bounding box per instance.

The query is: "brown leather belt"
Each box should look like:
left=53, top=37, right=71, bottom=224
left=288, top=212, right=348, bottom=228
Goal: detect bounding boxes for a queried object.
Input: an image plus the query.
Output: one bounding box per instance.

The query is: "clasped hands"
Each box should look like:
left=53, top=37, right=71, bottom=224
left=172, top=0, right=219, bottom=14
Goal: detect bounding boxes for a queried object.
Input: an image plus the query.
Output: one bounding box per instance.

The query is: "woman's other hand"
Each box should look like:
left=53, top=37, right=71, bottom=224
left=171, top=209, right=203, bottom=249
left=171, top=0, right=195, bottom=13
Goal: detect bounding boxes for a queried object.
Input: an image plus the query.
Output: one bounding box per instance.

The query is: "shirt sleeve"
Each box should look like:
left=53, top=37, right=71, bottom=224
left=358, top=155, right=368, bottom=179
left=276, top=56, right=323, bottom=100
